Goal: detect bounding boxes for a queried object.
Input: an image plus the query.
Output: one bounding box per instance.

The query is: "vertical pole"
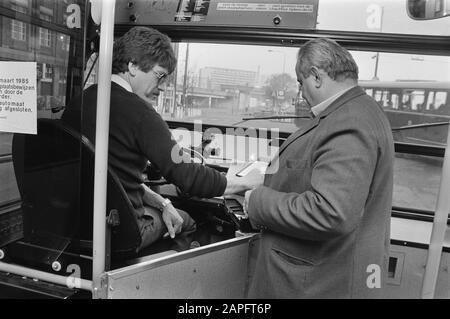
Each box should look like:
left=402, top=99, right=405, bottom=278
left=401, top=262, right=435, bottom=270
left=281, top=52, right=286, bottom=114
left=183, top=43, right=189, bottom=114
left=172, top=43, right=179, bottom=117
left=421, top=131, right=450, bottom=298
left=373, top=6, right=383, bottom=81
left=92, top=0, right=115, bottom=298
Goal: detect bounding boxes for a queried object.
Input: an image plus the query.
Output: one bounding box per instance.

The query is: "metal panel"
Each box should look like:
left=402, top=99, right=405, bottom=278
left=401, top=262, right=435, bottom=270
left=387, top=251, right=405, bottom=286
left=115, top=0, right=318, bottom=29
left=105, top=235, right=254, bottom=299
left=385, top=245, right=450, bottom=298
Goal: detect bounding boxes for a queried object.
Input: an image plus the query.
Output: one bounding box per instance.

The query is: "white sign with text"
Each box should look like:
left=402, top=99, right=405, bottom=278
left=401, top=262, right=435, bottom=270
left=0, top=62, right=37, bottom=134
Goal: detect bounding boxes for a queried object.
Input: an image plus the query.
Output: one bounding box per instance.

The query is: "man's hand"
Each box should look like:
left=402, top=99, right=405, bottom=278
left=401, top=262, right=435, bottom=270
left=224, top=162, right=264, bottom=195
left=162, top=203, right=184, bottom=239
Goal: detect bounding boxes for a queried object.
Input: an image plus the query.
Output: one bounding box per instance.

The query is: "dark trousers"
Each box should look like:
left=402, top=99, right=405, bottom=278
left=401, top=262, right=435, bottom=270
left=137, top=206, right=197, bottom=252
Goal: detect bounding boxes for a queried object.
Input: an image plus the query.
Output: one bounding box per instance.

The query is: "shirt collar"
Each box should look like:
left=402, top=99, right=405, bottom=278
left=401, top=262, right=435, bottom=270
left=111, top=74, right=133, bottom=93
left=311, top=85, right=356, bottom=117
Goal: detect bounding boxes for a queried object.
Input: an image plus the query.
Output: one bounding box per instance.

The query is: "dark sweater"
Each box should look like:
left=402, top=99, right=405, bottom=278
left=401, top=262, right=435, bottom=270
left=61, top=82, right=227, bottom=218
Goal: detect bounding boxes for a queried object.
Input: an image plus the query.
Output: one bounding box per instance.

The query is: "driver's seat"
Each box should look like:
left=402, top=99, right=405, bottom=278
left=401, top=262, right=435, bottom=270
left=10, top=119, right=142, bottom=274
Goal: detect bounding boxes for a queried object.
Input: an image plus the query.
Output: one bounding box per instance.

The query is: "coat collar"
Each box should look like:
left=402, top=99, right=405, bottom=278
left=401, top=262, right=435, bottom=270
left=276, top=86, right=366, bottom=157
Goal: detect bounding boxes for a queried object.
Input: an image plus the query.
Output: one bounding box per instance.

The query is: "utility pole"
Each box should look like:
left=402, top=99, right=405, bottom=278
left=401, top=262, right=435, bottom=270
left=372, top=6, right=383, bottom=81
left=171, top=43, right=179, bottom=117
left=182, top=43, right=190, bottom=114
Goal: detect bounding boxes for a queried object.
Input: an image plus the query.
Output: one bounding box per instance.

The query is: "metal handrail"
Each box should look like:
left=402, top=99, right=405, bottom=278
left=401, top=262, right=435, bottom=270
left=91, top=0, right=115, bottom=299
left=421, top=123, right=450, bottom=298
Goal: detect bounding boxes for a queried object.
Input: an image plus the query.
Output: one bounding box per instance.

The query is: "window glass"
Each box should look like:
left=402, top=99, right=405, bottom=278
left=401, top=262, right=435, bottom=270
left=316, top=0, right=450, bottom=36
left=0, top=0, right=87, bottom=270
left=0, top=0, right=83, bottom=209
left=391, top=94, right=399, bottom=109
left=158, top=43, right=450, bottom=137
left=427, top=91, right=436, bottom=110
left=393, top=154, right=442, bottom=211
left=435, top=91, right=448, bottom=113
left=410, top=90, right=425, bottom=111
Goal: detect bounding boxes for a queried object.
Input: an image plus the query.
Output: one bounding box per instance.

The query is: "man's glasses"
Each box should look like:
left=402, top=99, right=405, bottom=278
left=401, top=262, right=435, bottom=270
left=151, top=69, right=168, bottom=85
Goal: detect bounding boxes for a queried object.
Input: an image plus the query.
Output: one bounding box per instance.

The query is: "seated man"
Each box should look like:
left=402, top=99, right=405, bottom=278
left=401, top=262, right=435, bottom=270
left=62, top=27, right=261, bottom=252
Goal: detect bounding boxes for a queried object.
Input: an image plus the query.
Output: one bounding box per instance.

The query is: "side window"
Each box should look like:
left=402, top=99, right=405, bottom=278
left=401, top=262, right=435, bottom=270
left=435, top=91, right=449, bottom=114
left=381, top=90, right=390, bottom=107
left=0, top=0, right=83, bottom=209
left=391, top=93, right=399, bottom=109
left=410, top=90, right=425, bottom=111
left=374, top=90, right=383, bottom=103
left=402, top=91, right=412, bottom=110
left=426, top=91, right=436, bottom=111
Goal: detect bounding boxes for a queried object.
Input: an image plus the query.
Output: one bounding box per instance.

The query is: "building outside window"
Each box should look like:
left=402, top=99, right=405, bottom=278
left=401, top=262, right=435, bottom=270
left=39, top=11, right=53, bottom=47
left=10, top=3, right=27, bottom=41
left=44, top=64, right=53, bottom=79
left=59, top=34, right=70, bottom=52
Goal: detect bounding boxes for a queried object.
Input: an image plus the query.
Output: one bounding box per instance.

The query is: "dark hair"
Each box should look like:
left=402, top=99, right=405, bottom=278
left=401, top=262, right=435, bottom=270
left=296, top=38, right=358, bottom=81
left=112, top=26, right=177, bottom=75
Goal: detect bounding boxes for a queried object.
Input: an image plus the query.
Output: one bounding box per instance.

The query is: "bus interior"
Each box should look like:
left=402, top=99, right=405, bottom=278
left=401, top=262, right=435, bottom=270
left=0, top=0, right=450, bottom=299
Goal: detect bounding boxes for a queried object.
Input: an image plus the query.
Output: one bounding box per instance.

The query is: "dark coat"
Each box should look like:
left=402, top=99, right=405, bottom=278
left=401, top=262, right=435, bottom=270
left=246, top=86, right=394, bottom=298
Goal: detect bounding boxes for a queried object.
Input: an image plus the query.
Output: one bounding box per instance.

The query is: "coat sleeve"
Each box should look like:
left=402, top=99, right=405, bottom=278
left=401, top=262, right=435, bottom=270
left=248, top=115, right=379, bottom=241
left=136, top=108, right=226, bottom=198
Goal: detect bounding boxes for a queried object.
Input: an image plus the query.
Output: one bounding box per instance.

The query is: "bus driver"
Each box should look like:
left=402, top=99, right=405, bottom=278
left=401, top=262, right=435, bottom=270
left=61, top=27, right=261, bottom=253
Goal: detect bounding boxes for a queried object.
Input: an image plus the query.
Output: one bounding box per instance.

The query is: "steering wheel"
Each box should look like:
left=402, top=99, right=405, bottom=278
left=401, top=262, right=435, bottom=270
left=145, top=147, right=206, bottom=188
left=182, top=146, right=207, bottom=165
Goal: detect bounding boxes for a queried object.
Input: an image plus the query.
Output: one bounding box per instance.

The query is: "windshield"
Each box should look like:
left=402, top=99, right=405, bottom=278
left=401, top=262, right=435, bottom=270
left=317, top=0, right=450, bottom=36
left=149, top=43, right=450, bottom=143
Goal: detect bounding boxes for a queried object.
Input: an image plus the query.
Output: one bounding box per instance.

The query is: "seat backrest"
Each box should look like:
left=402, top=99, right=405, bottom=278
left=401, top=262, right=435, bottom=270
left=12, top=118, right=141, bottom=258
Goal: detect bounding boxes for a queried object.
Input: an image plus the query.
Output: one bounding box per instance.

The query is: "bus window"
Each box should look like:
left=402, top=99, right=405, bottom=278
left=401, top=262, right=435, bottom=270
left=427, top=91, right=436, bottom=111
left=435, top=91, right=449, bottom=114
left=157, top=43, right=299, bottom=129
left=402, top=91, right=413, bottom=110
left=381, top=90, right=390, bottom=107
left=1, top=4, right=77, bottom=119
left=0, top=0, right=85, bottom=240
left=317, top=0, right=450, bottom=36
left=410, top=90, right=426, bottom=111
left=391, top=94, right=399, bottom=109
left=374, top=90, right=383, bottom=104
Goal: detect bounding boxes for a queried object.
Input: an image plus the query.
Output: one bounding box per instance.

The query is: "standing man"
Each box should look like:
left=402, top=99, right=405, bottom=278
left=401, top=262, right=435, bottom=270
left=62, top=27, right=259, bottom=252
left=244, top=38, right=394, bottom=298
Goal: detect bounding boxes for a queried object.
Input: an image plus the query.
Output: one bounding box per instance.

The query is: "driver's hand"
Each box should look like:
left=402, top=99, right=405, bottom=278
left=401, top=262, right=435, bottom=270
left=162, top=204, right=184, bottom=239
